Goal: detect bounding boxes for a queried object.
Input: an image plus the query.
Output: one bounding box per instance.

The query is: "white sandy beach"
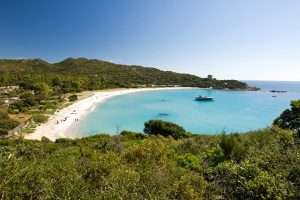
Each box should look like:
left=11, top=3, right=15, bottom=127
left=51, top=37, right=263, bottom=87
left=25, top=87, right=191, bottom=141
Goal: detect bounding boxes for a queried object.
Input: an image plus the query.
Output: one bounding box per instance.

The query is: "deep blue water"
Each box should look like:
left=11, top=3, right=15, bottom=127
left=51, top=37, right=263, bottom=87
left=78, top=81, right=300, bottom=136
left=246, top=80, right=300, bottom=93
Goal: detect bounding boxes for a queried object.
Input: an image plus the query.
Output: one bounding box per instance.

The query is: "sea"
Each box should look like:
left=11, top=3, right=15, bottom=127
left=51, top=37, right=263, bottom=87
left=77, top=81, right=300, bottom=135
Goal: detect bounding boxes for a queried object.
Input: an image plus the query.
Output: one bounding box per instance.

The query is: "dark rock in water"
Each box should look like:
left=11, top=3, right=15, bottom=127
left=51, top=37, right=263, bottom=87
left=270, top=90, right=287, bottom=93
left=158, top=113, right=169, bottom=117
left=194, top=96, right=214, bottom=101
left=248, top=86, right=260, bottom=91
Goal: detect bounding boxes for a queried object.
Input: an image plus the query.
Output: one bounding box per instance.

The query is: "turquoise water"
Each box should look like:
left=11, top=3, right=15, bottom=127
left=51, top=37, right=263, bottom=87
left=78, top=83, right=300, bottom=136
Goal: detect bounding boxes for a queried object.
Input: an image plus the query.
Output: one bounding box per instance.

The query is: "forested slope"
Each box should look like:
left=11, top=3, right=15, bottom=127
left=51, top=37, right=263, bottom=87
left=0, top=58, right=249, bottom=90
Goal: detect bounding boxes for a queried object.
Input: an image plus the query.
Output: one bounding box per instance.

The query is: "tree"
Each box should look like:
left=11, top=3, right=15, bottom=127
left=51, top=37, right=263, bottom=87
left=33, top=82, right=51, bottom=98
left=274, top=100, right=300, bottom=136
left=20, top=92, right=37, bottom=106
left=144, top=120, right=189, bottom=139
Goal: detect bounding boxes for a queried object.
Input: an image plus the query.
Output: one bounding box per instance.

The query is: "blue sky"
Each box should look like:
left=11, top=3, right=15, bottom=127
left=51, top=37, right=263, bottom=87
left=0, top=0, right=300, bottom=81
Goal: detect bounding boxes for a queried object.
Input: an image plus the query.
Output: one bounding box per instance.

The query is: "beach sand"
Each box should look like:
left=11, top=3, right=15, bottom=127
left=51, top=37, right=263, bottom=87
left=25, top=87, right=191, bottom=141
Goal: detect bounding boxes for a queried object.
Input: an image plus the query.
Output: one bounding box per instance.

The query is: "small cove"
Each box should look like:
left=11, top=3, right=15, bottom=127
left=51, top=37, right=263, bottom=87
left=77, top=81, right=300, bottom=136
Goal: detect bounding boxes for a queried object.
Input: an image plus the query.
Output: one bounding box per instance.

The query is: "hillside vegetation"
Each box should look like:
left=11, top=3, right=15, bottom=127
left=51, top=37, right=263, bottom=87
left=0, top=58, right=248, bottom=90
left=0, top=126, right=299, bottom=200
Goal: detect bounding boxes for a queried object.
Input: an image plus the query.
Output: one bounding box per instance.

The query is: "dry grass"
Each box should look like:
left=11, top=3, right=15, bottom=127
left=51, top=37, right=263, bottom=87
left=9, top=113, right=32, bottom=124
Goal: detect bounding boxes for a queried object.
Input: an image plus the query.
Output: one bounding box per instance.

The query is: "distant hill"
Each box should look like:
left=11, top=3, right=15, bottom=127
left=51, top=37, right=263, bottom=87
left=0, top=58, right=249, bottom=90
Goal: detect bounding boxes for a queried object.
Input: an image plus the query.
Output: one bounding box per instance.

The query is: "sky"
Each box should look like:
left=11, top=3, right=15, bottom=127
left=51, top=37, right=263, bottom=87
left=0, top=0, right=300, bottom=81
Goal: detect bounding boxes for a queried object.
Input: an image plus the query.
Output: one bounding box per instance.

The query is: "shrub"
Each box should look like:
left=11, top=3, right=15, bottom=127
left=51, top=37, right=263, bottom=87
left=176, top=153, right=201, bottom=171
left=41, top=136, right=51, bottom=143
left=245, top=171, right=287, bottom=199
left=0, top=119, right=19, bottom=130
left=55, top=138, right=74, bottom=144
left=124, top=139, right=167, bottom=164
left=144, top=120, right=189, bottom=139
left=0, top=128, right=8, bottom=136
left=0, top=111, right=8, bottom=119
left=32, top=114, right=48, bottom=123
left=288, top=167, right=300, bottom=186
left=171, top=173, right=207, bottom=200
left=208, top=161, right=288, bottom=199
left=120, top=130, right=146, bottom=139
left=68, top=94, right=78, bottom=102
left=20, top=92, right=37, bottom=106
left=219, top=134, right=247, bottom=162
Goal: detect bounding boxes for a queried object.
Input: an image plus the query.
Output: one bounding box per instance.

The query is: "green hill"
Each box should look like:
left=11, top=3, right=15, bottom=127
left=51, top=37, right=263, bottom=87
left=0, top=58, right=249, bottom=90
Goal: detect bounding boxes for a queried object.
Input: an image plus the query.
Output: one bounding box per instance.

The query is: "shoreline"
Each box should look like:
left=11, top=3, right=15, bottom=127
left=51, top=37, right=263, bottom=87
left=25, top=87, right=193, bottom=141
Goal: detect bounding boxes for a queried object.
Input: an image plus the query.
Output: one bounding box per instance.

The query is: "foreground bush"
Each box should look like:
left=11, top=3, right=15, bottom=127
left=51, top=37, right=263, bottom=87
left=0, top=127, right=298, bottom=199
left=219, top=134, right=247, bottom=162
